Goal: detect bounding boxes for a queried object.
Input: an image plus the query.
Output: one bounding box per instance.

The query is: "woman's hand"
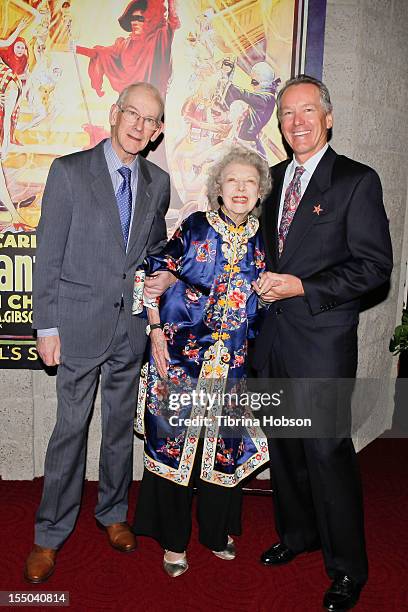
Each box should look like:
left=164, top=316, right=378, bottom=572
left=150, top=329, right=170, bottom=378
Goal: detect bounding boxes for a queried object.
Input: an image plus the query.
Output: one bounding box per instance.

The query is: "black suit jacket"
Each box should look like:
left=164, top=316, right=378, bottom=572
left=252, top=146, right=393, bottom=377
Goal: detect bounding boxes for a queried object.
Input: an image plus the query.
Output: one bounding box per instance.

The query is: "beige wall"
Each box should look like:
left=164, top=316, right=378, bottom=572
left=1, top=0, right=407, bottom=479
left=323, top=0, right=408, bottom=447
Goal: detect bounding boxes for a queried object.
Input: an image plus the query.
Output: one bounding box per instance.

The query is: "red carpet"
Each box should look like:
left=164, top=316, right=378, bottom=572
left=1, top=438, right=407, bottom=611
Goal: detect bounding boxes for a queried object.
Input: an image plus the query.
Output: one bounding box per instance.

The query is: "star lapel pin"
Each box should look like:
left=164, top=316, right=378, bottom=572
left=313, top=204, right=323, bottom=216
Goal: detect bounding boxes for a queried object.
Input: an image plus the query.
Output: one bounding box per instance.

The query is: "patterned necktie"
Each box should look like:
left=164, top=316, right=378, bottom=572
left=116, top=166, right=132, bottom=245
left=278, top=165, right=305, bottom=256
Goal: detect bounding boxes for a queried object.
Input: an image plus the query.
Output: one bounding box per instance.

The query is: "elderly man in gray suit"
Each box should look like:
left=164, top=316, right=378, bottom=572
left=24, top=82, right=171, bottom=583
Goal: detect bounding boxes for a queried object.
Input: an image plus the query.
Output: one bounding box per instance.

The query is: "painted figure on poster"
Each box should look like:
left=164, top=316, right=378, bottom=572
left=172, top=46, right=236, bottom=207
left=30, top=0, right=52, bottom=49
left=174, top=97, right=249, bottom=208
left=186, top=29, right=216, bottom=93
left=0, top=18, right=30, bottom=159
left=194, top=8, right=229, bottom=57
left=222, top=61, right=281, bottom=159
left=0, top=162, right=33, bottom=232
left=50, top=1, right=73, bottom=47
left=73, top=0, right=180, bottom=97
left=213, top=57, right=236, bottom=112
left=186, top=10, right=231, bottom=95
left=0, top=17, right=34, bottom=231
left=24, top=55, right=63, bottom=133
left=172, top=56, right=280, bottom=212
left=172, top=78, right=231, bottom=207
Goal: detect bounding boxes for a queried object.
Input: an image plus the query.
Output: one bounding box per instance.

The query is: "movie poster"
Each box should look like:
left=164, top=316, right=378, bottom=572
left=0, top=0, right=326, bottom=368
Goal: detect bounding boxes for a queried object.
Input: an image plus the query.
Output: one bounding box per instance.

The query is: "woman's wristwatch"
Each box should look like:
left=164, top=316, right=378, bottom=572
left=145, top=323, right=162, bottom=336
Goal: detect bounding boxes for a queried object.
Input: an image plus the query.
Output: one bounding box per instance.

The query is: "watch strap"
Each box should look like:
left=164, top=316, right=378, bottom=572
left=146, top=323, right=162, bottom=335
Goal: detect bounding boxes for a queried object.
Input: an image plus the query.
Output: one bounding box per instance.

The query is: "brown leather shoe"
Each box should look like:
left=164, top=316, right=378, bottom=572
left=24, top=545, right=57, bottom=583
left=98, top=522, right=137, bottom=553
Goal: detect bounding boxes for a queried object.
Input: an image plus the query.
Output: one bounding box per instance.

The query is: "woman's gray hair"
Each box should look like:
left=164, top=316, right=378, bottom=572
left=276, top=74, right=333, bottom=119
left=206, top=146, right=272, bottom=210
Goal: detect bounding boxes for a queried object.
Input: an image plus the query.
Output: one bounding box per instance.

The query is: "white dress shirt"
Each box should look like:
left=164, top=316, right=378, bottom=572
left=277, top=143, right=328, bottom=228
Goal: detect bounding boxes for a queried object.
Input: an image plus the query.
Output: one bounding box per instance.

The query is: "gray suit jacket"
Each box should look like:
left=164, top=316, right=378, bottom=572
left=33, top=140, right=170, bottom=358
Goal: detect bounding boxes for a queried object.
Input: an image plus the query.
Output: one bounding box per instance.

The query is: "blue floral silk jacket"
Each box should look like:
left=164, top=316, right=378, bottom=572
left=134, top=209, right=269, bottom=487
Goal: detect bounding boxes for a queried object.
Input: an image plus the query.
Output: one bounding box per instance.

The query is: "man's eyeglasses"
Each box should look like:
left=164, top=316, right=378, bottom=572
left=118, top=106, right=160, bottom=131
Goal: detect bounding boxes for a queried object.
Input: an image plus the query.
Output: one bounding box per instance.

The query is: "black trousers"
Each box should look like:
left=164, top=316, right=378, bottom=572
left=133, top=441, right=242, bottom=553
left=258, top=334, right=368, bottom=584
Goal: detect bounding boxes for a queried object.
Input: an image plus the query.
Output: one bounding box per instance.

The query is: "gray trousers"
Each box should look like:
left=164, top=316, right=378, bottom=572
left=35, top=311, right=143, bottom=549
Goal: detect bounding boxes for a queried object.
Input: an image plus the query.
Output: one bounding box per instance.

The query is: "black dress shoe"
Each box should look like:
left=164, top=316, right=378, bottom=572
left=260, top=542, right=296, bottom=565
left=323, top=575, right=363, bottom=611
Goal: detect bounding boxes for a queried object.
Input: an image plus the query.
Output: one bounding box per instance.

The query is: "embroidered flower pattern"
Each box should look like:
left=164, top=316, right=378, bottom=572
left=192, top=239, right=216, bottom=263
left=164, top=255, right=182, bottom=272
left=215, top=437, right=234, bottom=466
left=182, top=333, right=201, bottom=364
left=204, top=274, right=251, bottom=332
left=206, top=210, right=258, bottom=266
left=201, top=340, right=230, bottom=378
left=185, top=286, right=201, bottom=304
left=163, top=322, right=178, bottom=345
left=231, top=347, right=245, bottom=369
left=168, top=365, right=189, bottom=386
left=132, top=269, right=145, bottom=315
left=146, top=364, right=170, bottom=416
left=146, top=363, right=192, bottom=417
left=254, top=247, right=266, bottom=269
left=157, top=432, right=185, bottom=461
left=228, top=287, right=247, bottom=310
left=151, top=379, right=169, bottom=402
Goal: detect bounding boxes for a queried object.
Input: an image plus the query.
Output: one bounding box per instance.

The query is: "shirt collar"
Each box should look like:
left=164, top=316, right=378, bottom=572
left=290, top=143, right=329, bottom=177
left=104, top=138, right=139, bottom=176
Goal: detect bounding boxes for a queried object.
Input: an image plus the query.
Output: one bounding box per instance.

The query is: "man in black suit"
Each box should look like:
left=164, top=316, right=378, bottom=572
left=252, top=75, right=393, bottom=611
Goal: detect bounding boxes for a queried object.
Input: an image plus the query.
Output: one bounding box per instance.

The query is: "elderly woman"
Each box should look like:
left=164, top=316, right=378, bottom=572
left=132, top=147, right=271, bottom=576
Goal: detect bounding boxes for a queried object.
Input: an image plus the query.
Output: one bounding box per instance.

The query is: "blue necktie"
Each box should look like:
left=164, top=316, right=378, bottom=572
left=116, top=166, right=132, bottom=244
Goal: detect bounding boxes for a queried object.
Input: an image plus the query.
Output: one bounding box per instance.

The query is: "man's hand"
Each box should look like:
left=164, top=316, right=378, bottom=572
left=252, top=271, right=304, bottom=302
left=37, top=335, right=61, bottom=366
left=150, top=329, right=170, bottom=378
left=144, top=271, right=176, bottom=299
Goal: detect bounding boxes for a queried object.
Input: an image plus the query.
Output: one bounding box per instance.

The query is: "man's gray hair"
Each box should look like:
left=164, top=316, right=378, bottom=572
left=276, top=74, right=333, bottom=119
left=206, top=146, right=272, bottom=210
left=116, top=82, right=165, bottom=119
